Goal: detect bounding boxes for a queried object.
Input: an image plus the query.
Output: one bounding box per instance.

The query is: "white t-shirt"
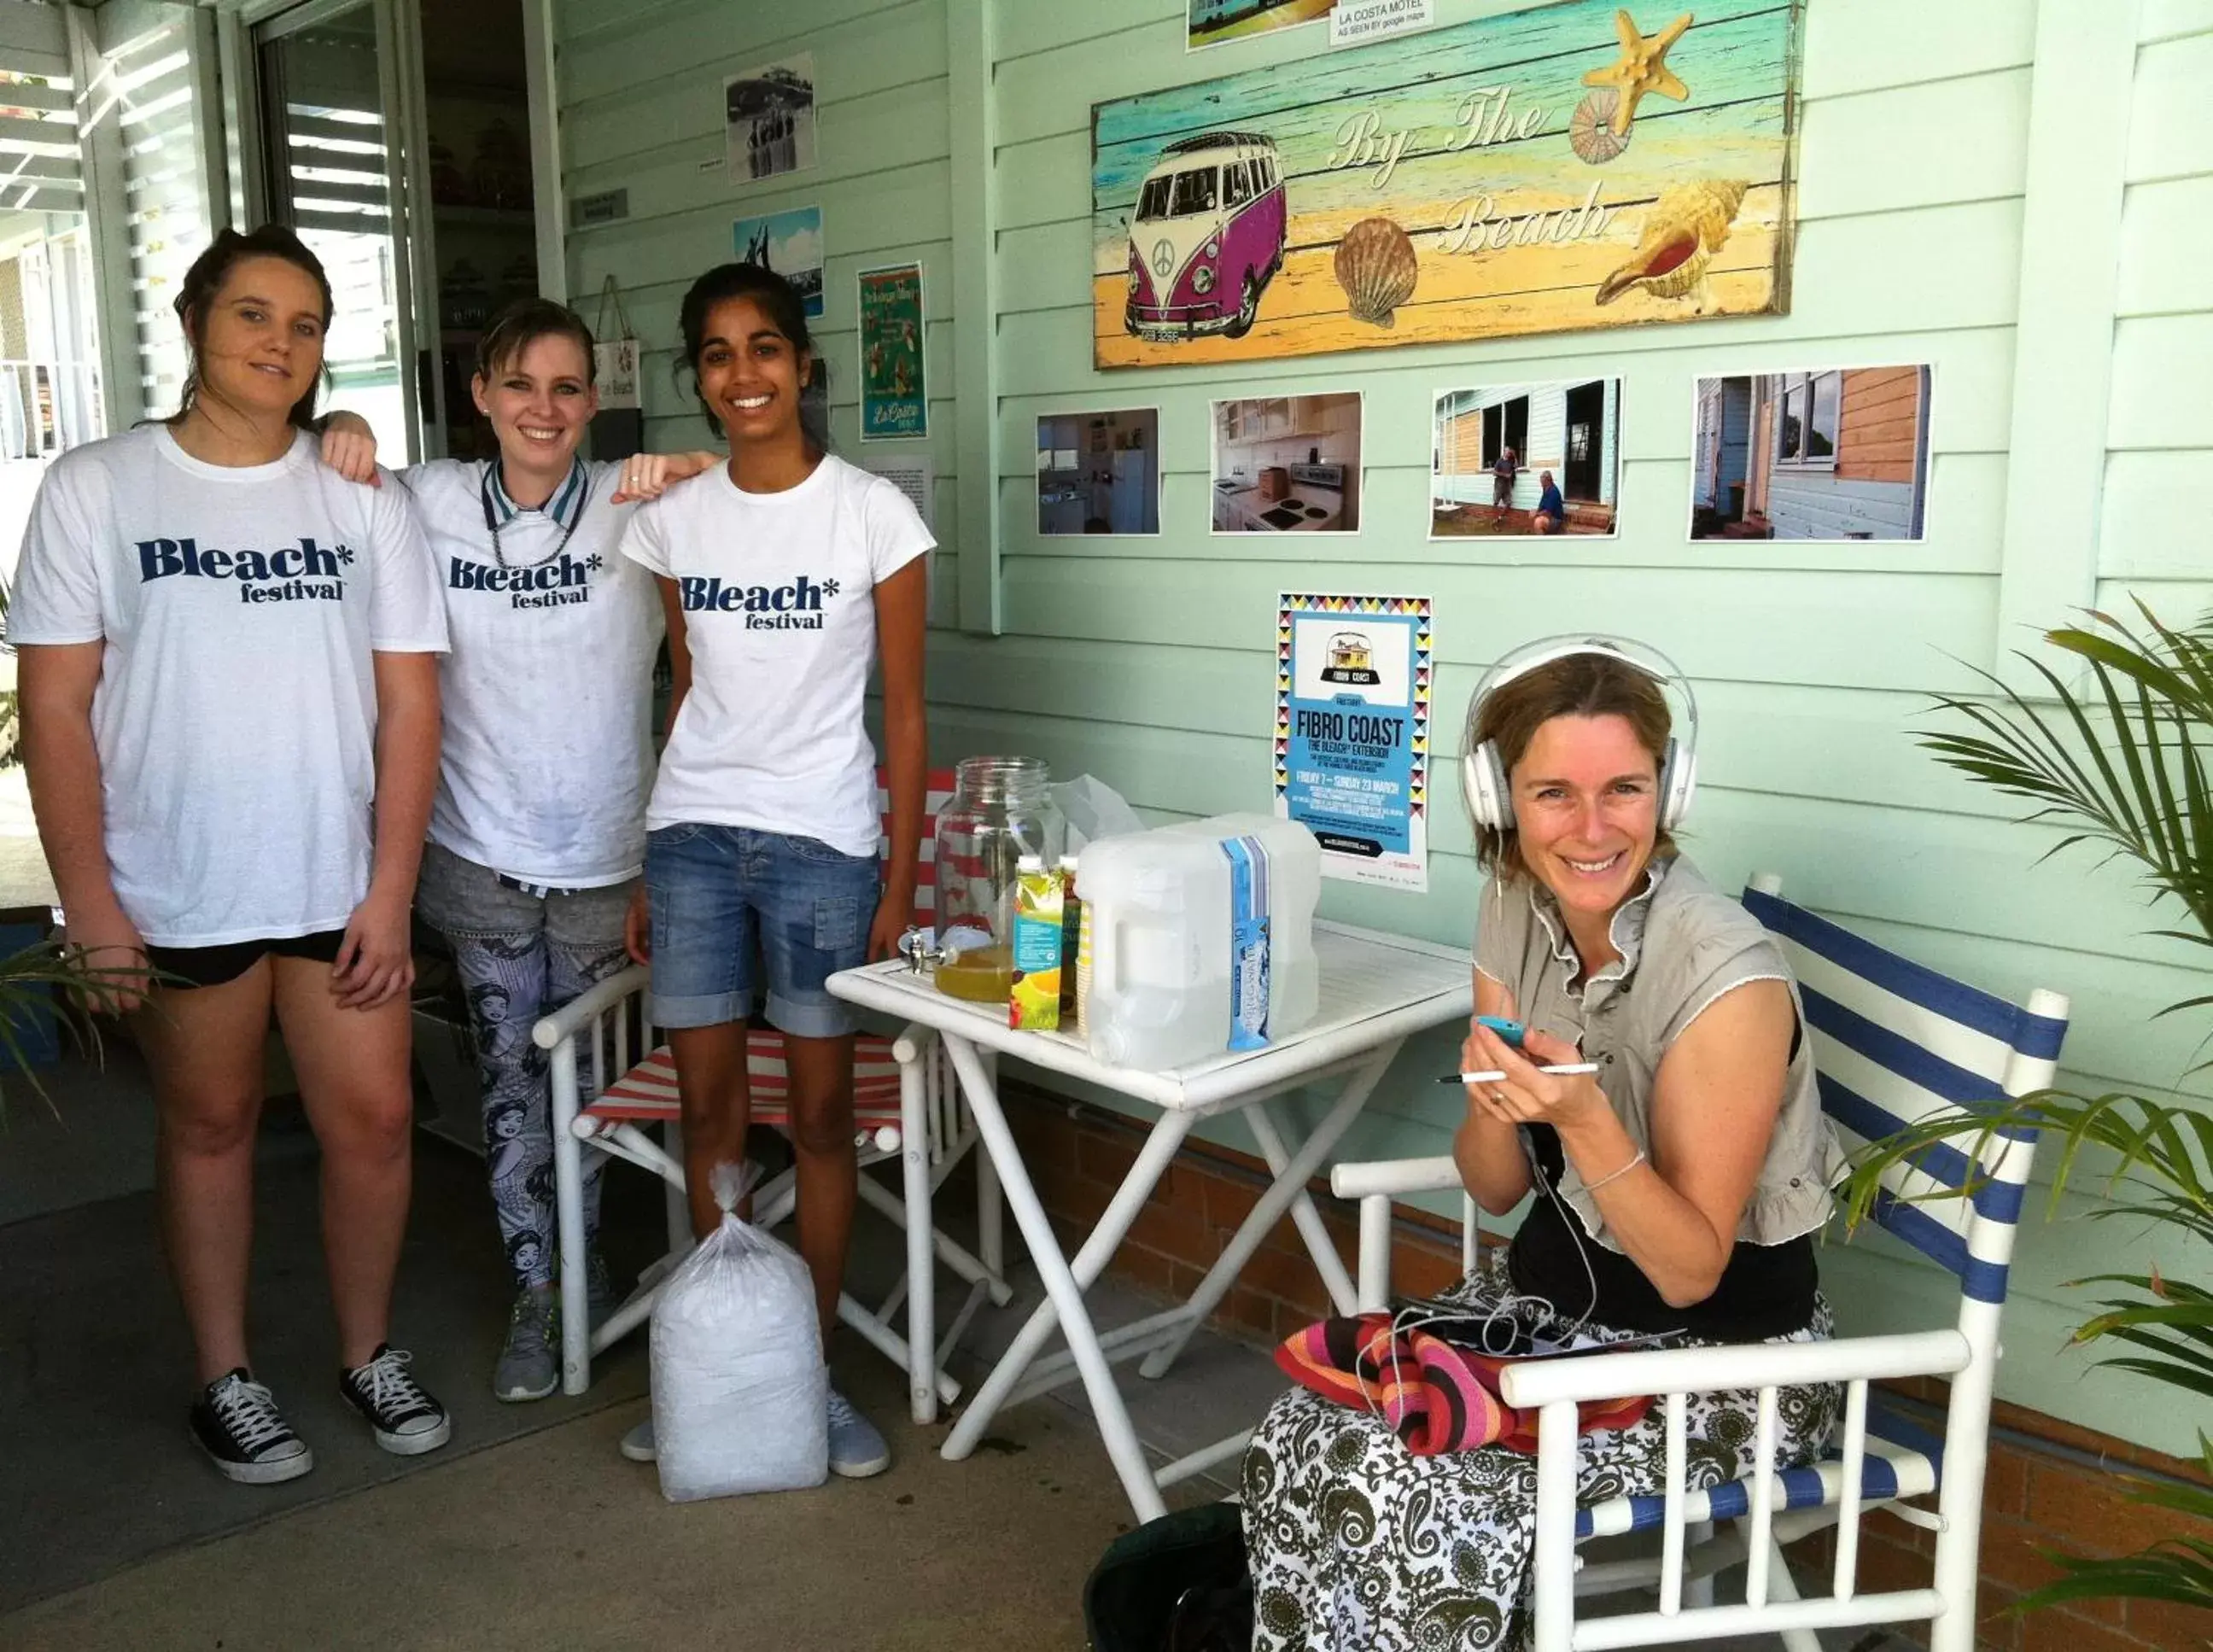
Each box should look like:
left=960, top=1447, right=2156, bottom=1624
left=621, top=453, right=932, bottom=855
left=7, top=424, right=447, bottom=947
left=399, top=457, right=661, bottom=886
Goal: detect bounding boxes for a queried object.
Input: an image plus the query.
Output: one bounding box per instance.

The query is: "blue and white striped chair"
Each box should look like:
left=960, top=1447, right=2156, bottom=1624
left=1332, top=872, right=2070, bottom=1652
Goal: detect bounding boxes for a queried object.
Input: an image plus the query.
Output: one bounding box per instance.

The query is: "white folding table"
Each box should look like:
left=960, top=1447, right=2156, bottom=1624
left=827, top=919, right=1472, bottom=1521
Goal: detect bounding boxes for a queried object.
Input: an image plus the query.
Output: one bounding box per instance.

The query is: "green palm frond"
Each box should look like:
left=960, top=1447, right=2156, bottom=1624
left=1857, top=607, right=2213, bottom=1635
left=1921, top=603, right=2213, bottom=978
left=0, top=937, right=145, bottom=1118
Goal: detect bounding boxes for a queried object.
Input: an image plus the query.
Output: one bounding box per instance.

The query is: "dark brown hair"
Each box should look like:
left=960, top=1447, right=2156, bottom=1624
left=1470, top=651, right=1676, bottom=879
left=476, top=296, right=596, bottom=383
left=169, top=225, right=334, bottom=431
left=675, top=261, right=827, bottom=454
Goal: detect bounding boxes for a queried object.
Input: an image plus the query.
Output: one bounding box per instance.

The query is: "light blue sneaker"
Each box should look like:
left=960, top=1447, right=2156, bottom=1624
left=826, top=1387, right=890, bottom=1479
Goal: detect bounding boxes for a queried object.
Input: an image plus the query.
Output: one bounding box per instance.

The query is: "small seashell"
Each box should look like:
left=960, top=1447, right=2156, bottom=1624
left=1334, top=216, right=1418, bottom=329
left=1569, top=90, right=1629, bottom=164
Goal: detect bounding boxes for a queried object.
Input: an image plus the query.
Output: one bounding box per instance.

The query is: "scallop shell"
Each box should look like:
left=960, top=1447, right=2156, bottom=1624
left=1569, top=90, right=1629, bottom=164
left=1334, top=216, right=1418, bottom=329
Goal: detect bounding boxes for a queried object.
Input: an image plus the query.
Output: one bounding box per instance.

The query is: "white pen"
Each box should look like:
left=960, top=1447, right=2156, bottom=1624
left=1439, top=1062, right=1601, bottom=1085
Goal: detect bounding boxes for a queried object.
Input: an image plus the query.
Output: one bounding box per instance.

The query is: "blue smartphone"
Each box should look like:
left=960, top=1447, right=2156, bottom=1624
left=1476, top=1014, right=1527, bottom=1048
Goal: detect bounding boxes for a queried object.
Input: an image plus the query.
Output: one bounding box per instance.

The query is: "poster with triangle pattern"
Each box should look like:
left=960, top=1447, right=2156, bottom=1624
left=1275, top=592, right=1431, bottom=890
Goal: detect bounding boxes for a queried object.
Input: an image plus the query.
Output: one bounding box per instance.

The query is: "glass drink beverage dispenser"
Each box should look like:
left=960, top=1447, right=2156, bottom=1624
left=930, top=756, right=1066, bottom=1001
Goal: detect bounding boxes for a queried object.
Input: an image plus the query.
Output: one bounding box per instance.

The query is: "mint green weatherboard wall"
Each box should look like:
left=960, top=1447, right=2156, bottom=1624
left=553, top=0, right=2213, bottom=1458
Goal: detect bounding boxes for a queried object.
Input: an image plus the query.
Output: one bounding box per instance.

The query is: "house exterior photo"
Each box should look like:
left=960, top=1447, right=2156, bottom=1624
left=1430, top=377, right=1619, bottom=536
left=1693, top=366, right=1933, bottom=540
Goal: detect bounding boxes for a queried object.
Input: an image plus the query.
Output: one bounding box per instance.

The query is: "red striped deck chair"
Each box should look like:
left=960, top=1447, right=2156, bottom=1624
left=538, top=768, right=1011, bottom=1419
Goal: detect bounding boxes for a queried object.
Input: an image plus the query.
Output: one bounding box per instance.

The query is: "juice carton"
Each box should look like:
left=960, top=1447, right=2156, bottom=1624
left=1057, top=855, right=1082, bottom=1020
left=1008, top=855, right=1063, bottom=1030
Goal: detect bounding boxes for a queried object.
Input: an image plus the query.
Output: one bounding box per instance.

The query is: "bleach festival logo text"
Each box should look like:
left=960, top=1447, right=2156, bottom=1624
left=678, top=573, right=839, bottom=630
left=138, top=536, right=353, bottom=605
left=449, top=552, right=604, bottom=610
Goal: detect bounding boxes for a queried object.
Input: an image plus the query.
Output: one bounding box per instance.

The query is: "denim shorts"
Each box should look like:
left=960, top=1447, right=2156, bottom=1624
left=643, top=824, right=880, bottom=1036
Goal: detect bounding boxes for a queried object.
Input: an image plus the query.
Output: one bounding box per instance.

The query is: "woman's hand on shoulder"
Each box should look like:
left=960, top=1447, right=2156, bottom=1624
left=610, top=450, right=721, bottom=504
left=318, top=412, right=380, bottom=487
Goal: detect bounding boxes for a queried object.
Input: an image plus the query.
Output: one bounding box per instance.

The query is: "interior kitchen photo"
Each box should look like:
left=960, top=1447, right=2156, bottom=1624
left=1210, top=391, right=1362, bottom=533
left=1036, top=406, right=1160, bottom=534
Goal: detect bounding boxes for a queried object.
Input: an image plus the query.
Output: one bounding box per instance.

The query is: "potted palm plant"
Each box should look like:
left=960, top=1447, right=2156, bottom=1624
left=1842, top=603, right=2212, bottom=1628
left=0, top=617, right=135, bottom=1114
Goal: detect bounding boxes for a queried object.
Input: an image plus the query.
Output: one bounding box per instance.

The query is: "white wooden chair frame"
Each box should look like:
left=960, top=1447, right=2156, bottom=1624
left=533, top=969, right=1012, bottom=1418
left=1328, top=873, right=2070, bottom=1652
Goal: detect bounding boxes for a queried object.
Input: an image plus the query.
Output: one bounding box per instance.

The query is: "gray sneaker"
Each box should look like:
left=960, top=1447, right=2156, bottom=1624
left=493, top=1283, right=558, bottom=1403
left=826, top=1386, right=890, bottom=1478
left=619, top=1416, right=655, bottom=1462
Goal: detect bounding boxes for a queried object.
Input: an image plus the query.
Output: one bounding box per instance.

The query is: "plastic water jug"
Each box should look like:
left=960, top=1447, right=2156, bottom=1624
left=1081, top=814, right=1320, bottom=1071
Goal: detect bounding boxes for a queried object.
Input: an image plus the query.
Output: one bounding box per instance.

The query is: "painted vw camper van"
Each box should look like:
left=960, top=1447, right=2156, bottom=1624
left=1124, top=131, right=1288, bottom=342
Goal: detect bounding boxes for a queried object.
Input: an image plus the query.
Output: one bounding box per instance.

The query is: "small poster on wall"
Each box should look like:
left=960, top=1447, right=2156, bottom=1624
left=1212, top=393, right=1361, bottom=534
left=1188, top=0, right=1334, bottom=50
left=858, top=262, right=928, bottom=440
left=725, top=55, right=816, bottom=184
left=1276, top=593, right=1431, bottom=892
left=733, top=205, right=825, bottom=318
left=858, top=455, right=934, bottom=529
left=1690, top=365, right=1932, bottom=541
left=1431, top=378, right=1621, bottom=538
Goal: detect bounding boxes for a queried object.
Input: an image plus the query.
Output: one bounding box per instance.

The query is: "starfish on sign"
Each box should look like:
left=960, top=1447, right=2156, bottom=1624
left=586, top=553, right=604, bottom=571
left=820, top=578, right=841, bottom=598
left=1582, top=9, right=1692, bottom=137
left=334, top=543, right=356, bottom=566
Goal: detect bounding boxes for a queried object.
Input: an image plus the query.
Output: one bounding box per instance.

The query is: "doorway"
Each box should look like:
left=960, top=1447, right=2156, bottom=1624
left=254, top=0, right=419, bottom=459
left=1563, top=379, right=1604, bottom=502
left=243, top=0, right=538, bottom=465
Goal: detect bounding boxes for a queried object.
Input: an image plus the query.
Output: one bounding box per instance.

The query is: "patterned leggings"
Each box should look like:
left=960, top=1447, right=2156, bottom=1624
left=418, top=844, right=634, bottom=1288
left=1241, top=1270, right=1841, bottom=1652
left=450, top=931, right=632, bottom=1286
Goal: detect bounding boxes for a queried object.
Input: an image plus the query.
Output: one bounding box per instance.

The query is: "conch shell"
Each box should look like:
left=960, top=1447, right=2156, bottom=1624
left=1334, top=216, right=1418, bottom=329
left=1569, top=90, right=1630, bottom=164
left=1595, top=178, right=1746, bottom=306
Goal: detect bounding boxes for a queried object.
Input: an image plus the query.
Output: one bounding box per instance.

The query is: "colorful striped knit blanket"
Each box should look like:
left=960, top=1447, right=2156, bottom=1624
left=1274, top=1313, right=1655, bottom=1456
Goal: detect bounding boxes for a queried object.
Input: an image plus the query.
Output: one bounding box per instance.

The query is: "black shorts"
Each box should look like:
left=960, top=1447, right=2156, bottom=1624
left=143, top=928, right=349, bottom=990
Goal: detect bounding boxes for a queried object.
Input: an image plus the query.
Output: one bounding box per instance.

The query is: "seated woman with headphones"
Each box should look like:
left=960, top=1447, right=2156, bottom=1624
left=1240, top=636, right=1844, bottom=1652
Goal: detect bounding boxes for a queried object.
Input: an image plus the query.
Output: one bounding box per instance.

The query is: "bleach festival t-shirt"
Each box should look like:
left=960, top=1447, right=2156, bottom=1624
left=400, top=457, right=661, bottom=886
left=7, top=424, right=447, bottom=947
left=621, top=453, right=932, bottom=856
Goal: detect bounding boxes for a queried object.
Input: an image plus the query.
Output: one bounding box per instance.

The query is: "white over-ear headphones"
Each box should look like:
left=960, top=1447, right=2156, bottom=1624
left=1460, top=634, right=1700, bottom=834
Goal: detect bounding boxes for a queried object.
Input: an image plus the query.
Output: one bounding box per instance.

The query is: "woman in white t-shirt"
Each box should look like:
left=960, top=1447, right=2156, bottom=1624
left=11, top=226, right=451, bottom=1485
left=319, top=299, right=714, bottom=1405
left=617, top=261, right=931, bottom=1476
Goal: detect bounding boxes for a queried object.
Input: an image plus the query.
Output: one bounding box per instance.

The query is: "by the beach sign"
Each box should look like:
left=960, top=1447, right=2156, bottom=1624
left=1092, top=1, right=1801, bottom=368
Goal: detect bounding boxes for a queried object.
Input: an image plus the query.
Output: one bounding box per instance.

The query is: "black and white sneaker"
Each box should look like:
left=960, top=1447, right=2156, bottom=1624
left=340, top=1345, right=453, bottom=1456
left=191, top=1369, right=315, bottom=1485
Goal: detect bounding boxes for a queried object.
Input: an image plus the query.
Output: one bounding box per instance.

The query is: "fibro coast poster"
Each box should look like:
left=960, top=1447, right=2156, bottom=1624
left=1095, top=1, right=1801, bottom=368
left=1276, top=593, right=1432, bottom=892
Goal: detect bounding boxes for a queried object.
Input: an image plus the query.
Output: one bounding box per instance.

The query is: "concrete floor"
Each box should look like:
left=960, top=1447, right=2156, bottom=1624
left=2, top=1360, right=1140, bottom=1652
left=0, top=912, right=1918, bottom=1650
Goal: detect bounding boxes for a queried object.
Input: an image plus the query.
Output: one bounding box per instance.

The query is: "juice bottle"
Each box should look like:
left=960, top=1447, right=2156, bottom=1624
left=1008, top=855, right=1063, bottom=1030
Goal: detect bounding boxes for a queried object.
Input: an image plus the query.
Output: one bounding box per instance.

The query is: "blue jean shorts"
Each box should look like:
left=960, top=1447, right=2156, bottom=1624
left=643, top=824, right=880, bottom=1037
